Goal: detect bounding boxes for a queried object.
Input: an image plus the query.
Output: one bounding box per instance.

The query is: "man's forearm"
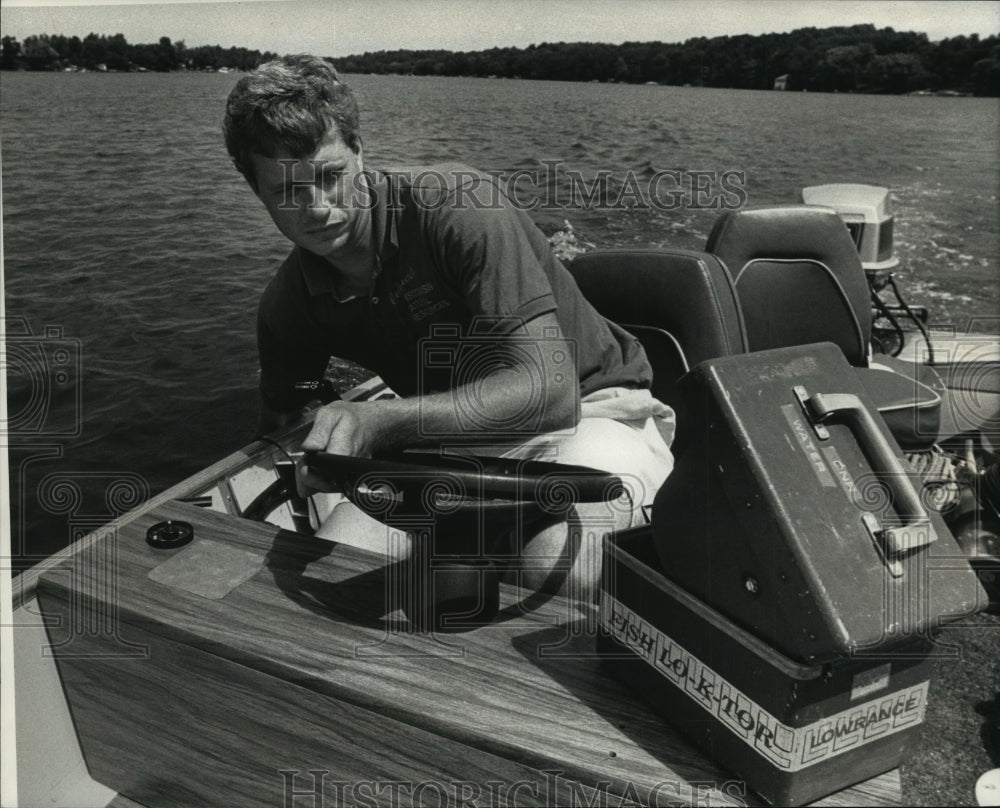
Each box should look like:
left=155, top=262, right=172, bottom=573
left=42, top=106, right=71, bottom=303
left=300, top=311, right=580, bottom=456
left=299, top=364, right=579, bottom=457
left=367, top=364, right=579, bottom=451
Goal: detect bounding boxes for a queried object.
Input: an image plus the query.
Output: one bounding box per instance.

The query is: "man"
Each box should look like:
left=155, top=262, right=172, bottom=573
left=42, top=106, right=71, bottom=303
left=223, top=54, right=674, bottom=601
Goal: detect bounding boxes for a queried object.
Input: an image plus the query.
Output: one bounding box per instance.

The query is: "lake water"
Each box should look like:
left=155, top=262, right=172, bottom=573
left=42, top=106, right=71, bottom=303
left=3, top=71, right=998, bottom=567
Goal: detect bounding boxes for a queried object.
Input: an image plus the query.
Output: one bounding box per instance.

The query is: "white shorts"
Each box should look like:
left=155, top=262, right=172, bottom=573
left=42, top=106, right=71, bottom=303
left=490, top=387, right=674, bottom=511
left=311, top=387, right=675, bottom=531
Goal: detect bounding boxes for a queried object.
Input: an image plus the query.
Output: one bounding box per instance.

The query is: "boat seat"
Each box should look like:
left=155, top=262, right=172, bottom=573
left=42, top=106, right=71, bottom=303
left=705, top=205, right=944, bottom=450
left=567, top=248, right=748, bottom=451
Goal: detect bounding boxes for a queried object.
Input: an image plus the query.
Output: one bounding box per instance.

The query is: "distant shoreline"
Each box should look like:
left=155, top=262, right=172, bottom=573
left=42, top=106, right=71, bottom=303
left=1, top=68, right=982, bottom=99
left=3, top=24, right=997, bottom=95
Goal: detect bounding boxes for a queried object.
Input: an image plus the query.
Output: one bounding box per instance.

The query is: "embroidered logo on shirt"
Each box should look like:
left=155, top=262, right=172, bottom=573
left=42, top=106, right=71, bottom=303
left=388, top=265, right=453, bottom=321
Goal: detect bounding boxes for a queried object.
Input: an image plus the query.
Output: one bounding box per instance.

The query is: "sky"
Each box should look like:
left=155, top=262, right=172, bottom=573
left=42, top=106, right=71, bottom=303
left=0, top=0, right=998, bottom=58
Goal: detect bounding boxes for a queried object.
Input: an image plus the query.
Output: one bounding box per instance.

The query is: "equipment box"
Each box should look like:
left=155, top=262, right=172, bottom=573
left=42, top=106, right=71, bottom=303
left=655, top=342, right=984, bottom=664
left=599, top=526, right=933, bottom=806
left=597, top=343, right=986, bottom=804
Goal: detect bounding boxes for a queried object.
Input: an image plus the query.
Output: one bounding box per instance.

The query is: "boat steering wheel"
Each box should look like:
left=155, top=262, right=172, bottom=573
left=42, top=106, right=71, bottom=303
left=302, top=450, right=626, bottom=632
left=302, top=450, right=625, bottom=517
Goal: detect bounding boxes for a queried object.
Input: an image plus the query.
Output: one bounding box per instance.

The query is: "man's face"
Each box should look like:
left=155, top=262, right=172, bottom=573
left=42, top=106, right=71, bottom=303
left=250, top=126, right=370, bottom=260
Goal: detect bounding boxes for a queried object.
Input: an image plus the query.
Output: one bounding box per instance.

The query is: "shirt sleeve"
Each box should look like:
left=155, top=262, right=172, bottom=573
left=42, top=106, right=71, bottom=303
left=429, top=176, right=558, bottom=333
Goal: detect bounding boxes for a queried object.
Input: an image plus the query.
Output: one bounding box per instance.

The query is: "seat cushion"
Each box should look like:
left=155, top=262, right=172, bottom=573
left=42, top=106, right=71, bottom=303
left=568, top=248, right=747, bottom=371
left=568, top=249, right=748, bottom=457
left=731, top=257, right=867, bottom=363
left=706, top=206, right=872, bottom=365
left=854, top=361, right=943, bottom=450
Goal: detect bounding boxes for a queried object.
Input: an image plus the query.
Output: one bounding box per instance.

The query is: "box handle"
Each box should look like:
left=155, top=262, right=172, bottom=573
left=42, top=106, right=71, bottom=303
left=804, top=392, right=937, bottom=554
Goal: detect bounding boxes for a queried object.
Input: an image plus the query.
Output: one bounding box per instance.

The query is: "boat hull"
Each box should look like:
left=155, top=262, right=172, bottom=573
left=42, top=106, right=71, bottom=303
left=12, top=340, right=999, bottom=808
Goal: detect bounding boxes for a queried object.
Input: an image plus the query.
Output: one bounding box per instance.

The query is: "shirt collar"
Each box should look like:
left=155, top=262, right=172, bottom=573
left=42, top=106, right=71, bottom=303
left=298, top=169, right=398, bottom=298
left=370, top=169, right=398, bottom=266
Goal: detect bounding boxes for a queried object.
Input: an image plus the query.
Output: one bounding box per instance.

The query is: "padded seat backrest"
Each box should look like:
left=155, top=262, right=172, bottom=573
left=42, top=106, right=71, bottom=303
left=568, top=248, right=747, bottom=412
left=705, top=205, right=872, bottom=366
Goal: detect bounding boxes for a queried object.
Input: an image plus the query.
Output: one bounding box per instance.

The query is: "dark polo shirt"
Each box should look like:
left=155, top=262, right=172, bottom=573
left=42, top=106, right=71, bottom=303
left=257, top=165, right=651, bottom=413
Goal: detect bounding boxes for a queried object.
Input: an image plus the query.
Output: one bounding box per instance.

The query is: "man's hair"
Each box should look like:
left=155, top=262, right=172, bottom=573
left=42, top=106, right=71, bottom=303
left=223, top=54, right=360, bottom=188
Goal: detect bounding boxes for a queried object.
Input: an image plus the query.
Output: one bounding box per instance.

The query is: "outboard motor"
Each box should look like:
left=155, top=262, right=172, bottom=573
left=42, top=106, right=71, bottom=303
left=802, top=184, right=899, bottom=274
left=802, top=183, right=931, bottom=357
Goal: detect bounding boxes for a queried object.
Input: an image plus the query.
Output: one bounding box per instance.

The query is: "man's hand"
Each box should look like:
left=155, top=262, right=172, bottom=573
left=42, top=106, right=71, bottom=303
left=302, top=400, right=377, bottom=456
left=294, top=312, right=579, bottom=496
left=296, top=401, right=380, bottom=496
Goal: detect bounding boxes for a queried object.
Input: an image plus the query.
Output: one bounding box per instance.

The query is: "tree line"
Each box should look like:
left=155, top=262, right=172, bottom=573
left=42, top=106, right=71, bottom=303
left=331, top=25, right=998, bottom=96
left=2, top=25, right=997, bottom=96
left=0, top=33, right=276, bottom=72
